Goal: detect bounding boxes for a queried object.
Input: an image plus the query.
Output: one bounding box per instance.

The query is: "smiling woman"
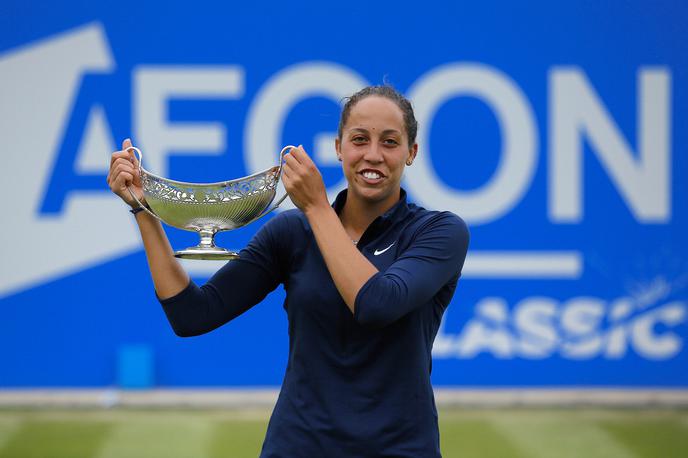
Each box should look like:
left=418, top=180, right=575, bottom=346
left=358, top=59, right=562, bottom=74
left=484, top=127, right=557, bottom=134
left=336, top=96, right=417, bottom=213
left=108, top=84, right=470, bottom=457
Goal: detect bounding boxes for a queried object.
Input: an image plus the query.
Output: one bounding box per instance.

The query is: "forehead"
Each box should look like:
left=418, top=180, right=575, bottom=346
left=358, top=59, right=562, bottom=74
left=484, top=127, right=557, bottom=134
left=344, top=96, right=405, bottom=132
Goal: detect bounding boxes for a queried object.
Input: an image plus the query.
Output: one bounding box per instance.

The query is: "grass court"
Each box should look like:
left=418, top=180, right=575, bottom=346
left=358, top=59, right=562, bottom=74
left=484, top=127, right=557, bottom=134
left=0, top=408, right=686, bottom=457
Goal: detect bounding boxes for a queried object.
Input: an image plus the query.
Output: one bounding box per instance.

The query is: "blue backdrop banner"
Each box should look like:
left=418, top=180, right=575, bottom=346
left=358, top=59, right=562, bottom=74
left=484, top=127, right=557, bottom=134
left=1, top=0, right=686, bottom=387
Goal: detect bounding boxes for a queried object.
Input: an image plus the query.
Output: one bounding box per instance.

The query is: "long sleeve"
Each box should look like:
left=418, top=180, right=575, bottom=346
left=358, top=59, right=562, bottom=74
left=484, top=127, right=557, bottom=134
left=159, top=212, right=292, bottom=337
left=353, top=212, right=469, bottom=328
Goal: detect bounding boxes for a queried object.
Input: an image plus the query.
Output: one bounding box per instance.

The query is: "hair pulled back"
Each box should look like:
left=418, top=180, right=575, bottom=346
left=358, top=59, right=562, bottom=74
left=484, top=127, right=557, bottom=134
left=337, top=85, right=418, bottom=147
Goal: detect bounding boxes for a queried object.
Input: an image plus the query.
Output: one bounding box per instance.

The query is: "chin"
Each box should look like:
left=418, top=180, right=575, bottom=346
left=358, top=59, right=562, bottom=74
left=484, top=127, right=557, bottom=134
left=352, top=184, right=394, bottom=203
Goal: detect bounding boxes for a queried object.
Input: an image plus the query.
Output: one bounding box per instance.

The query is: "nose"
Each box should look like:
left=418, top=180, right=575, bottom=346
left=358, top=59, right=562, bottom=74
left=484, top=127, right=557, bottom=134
left=363, top=142, right=383, bottom=163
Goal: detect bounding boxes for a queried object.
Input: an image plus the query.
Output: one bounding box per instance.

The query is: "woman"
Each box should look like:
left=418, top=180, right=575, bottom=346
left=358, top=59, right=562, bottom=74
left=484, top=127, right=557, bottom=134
left=108, top=85, right=469, bottom=457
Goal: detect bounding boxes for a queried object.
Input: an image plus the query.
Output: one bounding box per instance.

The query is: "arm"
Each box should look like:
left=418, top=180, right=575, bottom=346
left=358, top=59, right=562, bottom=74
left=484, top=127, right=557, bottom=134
left=353, top=213, right=469, bottom=328
left=304, top=204, right=379, bottom=312
left=159, top=230, right=284, bottom=336
left=304, top=208, right=468, bottom=329
left=282, top=147, right=469, bottom=327
left=108, top=139, right=283, bottom=336
left=108, top=138, right=189, bottom=299
left=281, top=147, right=378, bottom=313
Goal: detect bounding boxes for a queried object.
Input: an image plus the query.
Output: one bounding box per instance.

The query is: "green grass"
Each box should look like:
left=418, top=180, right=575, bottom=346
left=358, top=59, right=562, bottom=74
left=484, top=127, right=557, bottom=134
left=0, top=420, right=110, bottom=458
left=0, top=408, right=686, bottom=457
left=600, top=418, right=688, bottom=458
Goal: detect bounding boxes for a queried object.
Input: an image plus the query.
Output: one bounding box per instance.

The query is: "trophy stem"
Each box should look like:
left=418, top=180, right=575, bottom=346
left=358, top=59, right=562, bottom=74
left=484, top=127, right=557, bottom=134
left=199, top=230, right=216, bottom=249
left=174, top=229, right=239, bottom=260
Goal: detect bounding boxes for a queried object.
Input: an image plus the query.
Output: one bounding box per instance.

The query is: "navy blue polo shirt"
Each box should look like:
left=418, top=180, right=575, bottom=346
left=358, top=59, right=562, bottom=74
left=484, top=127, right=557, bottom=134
left=160, top=189, right=469, bottom=457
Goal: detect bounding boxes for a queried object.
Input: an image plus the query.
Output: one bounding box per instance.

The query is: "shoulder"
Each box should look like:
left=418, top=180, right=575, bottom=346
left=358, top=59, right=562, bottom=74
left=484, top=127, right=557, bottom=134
left=250, top=209, right=310, bottom=253
left=398, top=205, right=470, bottom=265
left=260, top=209, right=309, bottom=234
left=407, top=204, right=470, bottom=243
left=243, top=209, right=308, bottom=265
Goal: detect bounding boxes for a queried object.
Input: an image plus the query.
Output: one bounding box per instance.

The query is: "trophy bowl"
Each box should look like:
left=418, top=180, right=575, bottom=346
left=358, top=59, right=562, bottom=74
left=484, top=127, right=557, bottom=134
left=126, top=145, right=294, bottom=260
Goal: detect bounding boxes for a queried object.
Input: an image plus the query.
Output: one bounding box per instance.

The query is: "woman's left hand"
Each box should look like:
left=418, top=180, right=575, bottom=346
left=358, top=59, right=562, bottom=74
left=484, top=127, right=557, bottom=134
left=282, top=145, right=330, bottom=214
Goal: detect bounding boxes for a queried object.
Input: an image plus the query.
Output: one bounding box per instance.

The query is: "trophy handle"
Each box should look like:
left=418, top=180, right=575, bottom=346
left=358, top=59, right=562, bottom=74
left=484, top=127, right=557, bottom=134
left=124, top=146, right=163, bottom=222
left=248, top=145, right=296, bottom=221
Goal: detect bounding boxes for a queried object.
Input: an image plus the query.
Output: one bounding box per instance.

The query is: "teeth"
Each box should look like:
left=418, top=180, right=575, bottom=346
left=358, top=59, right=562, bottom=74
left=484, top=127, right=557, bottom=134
left=363, top=171, right=381, bottom=179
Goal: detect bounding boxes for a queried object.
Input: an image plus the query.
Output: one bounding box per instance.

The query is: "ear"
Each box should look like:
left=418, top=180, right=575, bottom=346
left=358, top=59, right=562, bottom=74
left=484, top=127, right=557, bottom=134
left=335, top=137, right=342, bottom=161
left=407, top=143, right=418, bottom=165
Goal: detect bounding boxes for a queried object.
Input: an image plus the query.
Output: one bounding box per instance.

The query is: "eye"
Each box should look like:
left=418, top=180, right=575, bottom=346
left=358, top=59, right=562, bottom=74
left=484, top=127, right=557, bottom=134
left=382, top=138, right=400, bottom=146
left=351, top=135, right=368, bottom=144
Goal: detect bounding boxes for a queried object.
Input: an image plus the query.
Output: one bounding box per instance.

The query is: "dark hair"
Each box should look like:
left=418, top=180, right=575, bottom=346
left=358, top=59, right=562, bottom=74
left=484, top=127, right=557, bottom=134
left=337, top=85, right=418, bottom=147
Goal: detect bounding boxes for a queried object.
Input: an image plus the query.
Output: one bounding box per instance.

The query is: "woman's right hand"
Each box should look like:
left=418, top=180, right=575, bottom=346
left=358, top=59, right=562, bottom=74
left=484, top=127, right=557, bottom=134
left=107, top=138, right=146, bottom=208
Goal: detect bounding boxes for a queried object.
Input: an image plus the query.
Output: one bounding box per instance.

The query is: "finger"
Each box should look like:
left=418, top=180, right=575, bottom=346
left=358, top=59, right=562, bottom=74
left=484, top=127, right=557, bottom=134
left=128, top=150, right=139, bottom=168
left=112, top=171, right=134, bottom=192
left=111, top=162, right=136, bottom=181
left=121, top=139, right=141, bottom=167
left=292, top=145, right=319, bottom=170
left=286, top=145, right=309, bottom=165
left=112, top=160, right=136, bottom=178
left=110, top=149, right=137, bottom=168
left=281, top=171, right=293, bottom=193
left=111, top=157, right=136, bottom=175
left=115, top=169, right=133, bottom=183
left=282, top=162, right=293, bottom=178
left=113, top=156, right=135, bottom=167
left=108, top=159, right=129, bottom=183
left=283, top=152, right=301, bottom=169
left=281, top=169, right=291, bottom=186
left=282, top=161, right=295, bottom=184
left=110, top=151, right=127, bottom=167
left=284, top=158, right=306, bottom=182
left=111, top=163, right=135, bottom=184
left=126, top=149, right=140, bottom=167
left=288, top=145, right=307, bottom=163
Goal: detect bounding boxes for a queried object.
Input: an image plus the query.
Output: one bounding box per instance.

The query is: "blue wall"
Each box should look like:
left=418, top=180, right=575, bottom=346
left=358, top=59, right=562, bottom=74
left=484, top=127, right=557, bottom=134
left=1, top=0, right=686, bottom=387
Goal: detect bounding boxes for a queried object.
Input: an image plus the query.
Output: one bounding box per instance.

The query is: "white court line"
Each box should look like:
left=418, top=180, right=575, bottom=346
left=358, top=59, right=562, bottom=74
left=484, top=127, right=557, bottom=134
left=95, top=416, right=212, bottom=458
left=182, top=250, right=583, bottom=280
left=0, top=418, right=20, bottom=451
left=490, top=414, right=634, bottom=458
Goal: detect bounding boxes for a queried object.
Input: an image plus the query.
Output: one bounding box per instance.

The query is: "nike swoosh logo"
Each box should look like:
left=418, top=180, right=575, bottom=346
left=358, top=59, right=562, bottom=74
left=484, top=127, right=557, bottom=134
left=374, top=242, right=395, bottom=256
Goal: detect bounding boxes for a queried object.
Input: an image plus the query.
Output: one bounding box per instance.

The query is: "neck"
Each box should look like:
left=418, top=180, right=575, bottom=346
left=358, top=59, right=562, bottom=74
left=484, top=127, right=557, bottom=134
left=340, top=190, right=400, bottom=241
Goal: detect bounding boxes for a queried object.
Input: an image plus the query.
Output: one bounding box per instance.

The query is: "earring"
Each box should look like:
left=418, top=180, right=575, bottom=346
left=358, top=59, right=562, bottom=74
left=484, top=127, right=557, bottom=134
left=338, top=156, right=342, bottom=162
left=406, top=160, right=413, bottom=166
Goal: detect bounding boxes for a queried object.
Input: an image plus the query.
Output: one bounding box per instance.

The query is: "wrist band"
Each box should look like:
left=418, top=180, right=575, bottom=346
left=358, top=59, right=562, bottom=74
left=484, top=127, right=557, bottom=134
left=130, top=206, right=147, bottom=215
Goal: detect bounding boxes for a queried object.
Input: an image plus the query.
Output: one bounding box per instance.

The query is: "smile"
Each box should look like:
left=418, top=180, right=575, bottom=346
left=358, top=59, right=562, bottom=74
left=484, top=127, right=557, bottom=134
left=359, top=169, right=385, bottom=181
left=358, top=169, right=386, bottom=185
left=363, top=171, right=381, bottom=179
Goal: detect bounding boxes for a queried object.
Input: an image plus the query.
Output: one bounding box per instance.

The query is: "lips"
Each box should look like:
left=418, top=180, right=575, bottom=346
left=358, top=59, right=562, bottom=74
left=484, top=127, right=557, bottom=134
left=358, top=168, right=386, bottom=182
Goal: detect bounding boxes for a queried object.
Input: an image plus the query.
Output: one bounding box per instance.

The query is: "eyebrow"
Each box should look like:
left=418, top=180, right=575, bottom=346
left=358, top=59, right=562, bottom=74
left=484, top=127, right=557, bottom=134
left=348, top=128, right=402, bottom=136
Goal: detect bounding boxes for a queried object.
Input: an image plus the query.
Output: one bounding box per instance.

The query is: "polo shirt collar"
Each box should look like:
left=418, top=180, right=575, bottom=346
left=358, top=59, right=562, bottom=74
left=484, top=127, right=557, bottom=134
left=332, top=188, right=410, bottom=224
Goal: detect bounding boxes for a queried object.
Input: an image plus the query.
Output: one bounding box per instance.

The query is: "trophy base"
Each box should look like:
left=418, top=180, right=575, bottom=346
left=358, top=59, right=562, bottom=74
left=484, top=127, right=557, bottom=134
left=174, top=246, right=239, bottom=260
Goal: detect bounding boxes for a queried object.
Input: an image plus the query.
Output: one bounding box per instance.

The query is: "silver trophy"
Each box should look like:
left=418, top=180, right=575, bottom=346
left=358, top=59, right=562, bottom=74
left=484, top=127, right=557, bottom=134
left=126, top=145, right=294, bottom=260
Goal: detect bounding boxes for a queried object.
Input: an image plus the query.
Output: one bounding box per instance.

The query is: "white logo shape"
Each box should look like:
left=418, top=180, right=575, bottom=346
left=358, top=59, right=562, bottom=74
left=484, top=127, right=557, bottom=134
left=374, top=242, right=395, bottom=256
left=0, top=23, right=140, bottom=299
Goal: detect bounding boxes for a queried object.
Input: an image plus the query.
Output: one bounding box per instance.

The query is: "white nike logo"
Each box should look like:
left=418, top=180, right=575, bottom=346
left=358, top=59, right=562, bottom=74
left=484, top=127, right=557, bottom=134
left=374, top=242, right=395, bottom=256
